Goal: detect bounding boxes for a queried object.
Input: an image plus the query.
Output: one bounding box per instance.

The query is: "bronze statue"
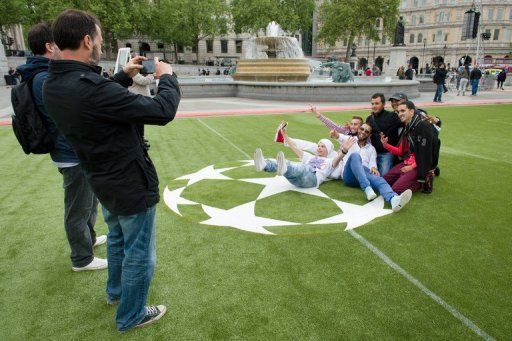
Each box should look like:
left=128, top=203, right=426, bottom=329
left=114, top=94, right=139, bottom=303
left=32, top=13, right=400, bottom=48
left=321, top=61, right=354, bottom=83
left=394, top=16, right=405, bottom=46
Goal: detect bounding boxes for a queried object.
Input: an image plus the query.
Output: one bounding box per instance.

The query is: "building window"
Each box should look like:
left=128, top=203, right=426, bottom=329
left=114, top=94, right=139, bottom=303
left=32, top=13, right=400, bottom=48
left=381, top=35, right=386, bottom=45
left=235, top=40, right=242, bottom=54
left=444, top=33, right=449, bottom=42
left=220, top=40, right=228, bottom=53
left=417, top=33, right=423, bottom=43
left=192, top=44, right=197, bottom=53
left=432, top=33, right=436, bottom=42
left=401, top=0, right=407, bottom=9
left=494, top=29, right=500, bottom=40
left=419, top=15, right=424, bottom=24
left=446, top=12, right=451, bottom=21
left=413, top=0, right=418, bottom=7
left=343, top=38, right=348, bottom=46
left=438, top=12, right=445, bottom=22
left=496, top=9, right=504, bottom=20
left=177, top=44, right=184, bottom=53
left=504, top=29, right=511, bottom=42
left=412, top=15, right=417, bottom=25
left=510, top=9, right=512, bottom=19
left=409, top=34, right=415, bottom=43
left=488, top=8, right=494, bottom=20
left=436, top=30, right=442, bottom=43
left=206, top=39, right=213, bottom=53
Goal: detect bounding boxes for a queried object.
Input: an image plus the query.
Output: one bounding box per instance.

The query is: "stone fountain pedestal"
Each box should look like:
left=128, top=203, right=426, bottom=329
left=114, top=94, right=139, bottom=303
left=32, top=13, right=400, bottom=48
left=387, top=46, right=407, bottom=77
left=0, top=41, right=8, bottom=86
left=233, top=59, right=310, bottom=82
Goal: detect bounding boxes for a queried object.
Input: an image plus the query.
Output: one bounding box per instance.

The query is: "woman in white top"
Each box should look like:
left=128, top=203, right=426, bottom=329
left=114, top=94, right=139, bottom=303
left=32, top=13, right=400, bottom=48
left=254, top=124, right=355, bottom=188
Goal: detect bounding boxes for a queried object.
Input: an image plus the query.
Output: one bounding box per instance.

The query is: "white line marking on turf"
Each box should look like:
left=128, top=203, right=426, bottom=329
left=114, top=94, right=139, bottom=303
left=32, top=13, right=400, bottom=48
left=442, top=147, right=512, bottom=165
left=197, top=118, right=251, bottom=159
left=200, top=118, right=496, bottom=341
left=486, top=119, right=512, bottom=126
left=348, top=230, right=495, bottom=341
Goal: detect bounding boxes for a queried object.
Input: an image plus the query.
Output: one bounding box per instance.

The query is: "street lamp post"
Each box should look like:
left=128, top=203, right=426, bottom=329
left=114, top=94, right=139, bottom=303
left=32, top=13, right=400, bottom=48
left=373, top=41, right=376, bottom=68
left=422, top=38, right=426, bottom=72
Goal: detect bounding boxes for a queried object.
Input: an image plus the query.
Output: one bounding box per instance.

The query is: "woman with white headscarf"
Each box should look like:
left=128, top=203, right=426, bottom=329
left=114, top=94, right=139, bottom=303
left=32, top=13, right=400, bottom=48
left=254, top=123, right=354, bottom=189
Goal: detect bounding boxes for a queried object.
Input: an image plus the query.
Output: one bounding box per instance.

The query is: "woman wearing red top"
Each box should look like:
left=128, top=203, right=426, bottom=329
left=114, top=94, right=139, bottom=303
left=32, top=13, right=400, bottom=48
left=381, top=132, right=421, bottom=194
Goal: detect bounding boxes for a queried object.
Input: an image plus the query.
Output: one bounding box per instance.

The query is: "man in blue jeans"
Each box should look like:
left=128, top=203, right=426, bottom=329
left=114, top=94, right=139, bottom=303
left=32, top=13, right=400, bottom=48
left=470, top=66, right=482, bottom=96
left=43, top=10, right=181, bottom=332
left=339, top=123, right=412, bottom=212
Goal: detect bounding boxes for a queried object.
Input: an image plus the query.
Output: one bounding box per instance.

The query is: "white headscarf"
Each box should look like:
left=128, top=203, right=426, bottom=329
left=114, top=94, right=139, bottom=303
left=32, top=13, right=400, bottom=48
left=318, top=139, right=334, bottom=156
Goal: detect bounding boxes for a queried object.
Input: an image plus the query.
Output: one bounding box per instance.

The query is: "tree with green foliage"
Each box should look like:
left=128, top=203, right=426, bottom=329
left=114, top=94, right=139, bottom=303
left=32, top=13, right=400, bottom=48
left=146, top=0, right=230, bottom=63
left=231, top=0, right=314, bottom=36
left=316, top=0, right=400, bottom=60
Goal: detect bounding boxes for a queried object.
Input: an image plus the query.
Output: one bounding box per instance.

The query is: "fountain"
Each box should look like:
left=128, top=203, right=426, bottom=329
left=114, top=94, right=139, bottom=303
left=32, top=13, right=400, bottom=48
left=177, top=22, right=420, bottom=101
left=232, top=22, right=310, bottom=82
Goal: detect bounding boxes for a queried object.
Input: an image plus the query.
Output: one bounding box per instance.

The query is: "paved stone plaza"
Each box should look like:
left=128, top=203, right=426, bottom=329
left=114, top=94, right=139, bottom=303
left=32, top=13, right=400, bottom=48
left=1, top=84, right=511, bottom=124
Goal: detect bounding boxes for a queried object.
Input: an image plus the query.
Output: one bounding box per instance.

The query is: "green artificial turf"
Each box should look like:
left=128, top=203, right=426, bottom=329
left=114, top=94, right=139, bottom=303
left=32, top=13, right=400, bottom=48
left=1, top=104, right=511, bottom=340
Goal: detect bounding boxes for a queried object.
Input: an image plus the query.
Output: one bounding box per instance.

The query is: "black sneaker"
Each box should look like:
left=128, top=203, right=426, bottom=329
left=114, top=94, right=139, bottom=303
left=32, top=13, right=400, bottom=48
left=422, top=172, right=434, bottom=194
left=434, top=166, right=440, bottom=177
left=135, top=305, right=167, bottom=329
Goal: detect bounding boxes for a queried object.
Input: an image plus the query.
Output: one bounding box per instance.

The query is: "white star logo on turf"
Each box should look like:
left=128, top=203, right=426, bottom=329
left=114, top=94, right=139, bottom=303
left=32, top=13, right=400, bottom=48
left=175, top=165, right=236, bottom=186
left=309, top=196, right=392, bottom=230
left=200, top=201, right=298, bottom=235
left=240, top=176, right=329, bottom=200
left=163, top=186, right=198, bottom=216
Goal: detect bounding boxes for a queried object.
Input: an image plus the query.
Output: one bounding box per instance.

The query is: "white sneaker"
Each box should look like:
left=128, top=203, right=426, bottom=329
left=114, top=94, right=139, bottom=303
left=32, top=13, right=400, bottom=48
left=254, top=148, right=266, bottom=172
left=364, top=186, right=377, bottom=201
left=276, top=151, right=288, bottom=176
left=93, top=235, right=107, bottom=247
left=72, top=257, right=108, bottom=272
left=390, top=189, right=412, bottom=212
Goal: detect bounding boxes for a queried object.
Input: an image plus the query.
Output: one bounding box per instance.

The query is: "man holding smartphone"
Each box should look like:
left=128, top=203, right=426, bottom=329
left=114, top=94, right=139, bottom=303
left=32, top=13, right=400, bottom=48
left=43, top=9, right=181, bottom=332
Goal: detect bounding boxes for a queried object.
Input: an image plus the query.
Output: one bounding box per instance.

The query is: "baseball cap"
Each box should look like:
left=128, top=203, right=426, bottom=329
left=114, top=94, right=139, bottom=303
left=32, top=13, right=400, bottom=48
left=389, top=92, right=408, bottom=101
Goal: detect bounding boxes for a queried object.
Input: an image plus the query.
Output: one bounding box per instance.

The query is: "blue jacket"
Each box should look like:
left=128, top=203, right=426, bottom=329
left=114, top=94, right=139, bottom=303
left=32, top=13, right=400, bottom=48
left=17, top=56, right=79, bottom=164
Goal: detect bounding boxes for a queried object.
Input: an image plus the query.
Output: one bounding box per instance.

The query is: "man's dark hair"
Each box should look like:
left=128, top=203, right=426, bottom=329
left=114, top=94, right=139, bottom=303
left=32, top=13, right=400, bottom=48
left=371, top=93, right=386, bottom=104
left=52, top=9, right=100, bottom=50
left=27, top=23, right=53, bottom=56
left=399, top=100, right=416, bottom=111
left=352, top=116, right=364, bottom=122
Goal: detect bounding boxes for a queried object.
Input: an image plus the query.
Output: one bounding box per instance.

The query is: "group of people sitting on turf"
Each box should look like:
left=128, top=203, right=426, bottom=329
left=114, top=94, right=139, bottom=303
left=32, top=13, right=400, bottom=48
left=253, top=92, right=441, bottom=213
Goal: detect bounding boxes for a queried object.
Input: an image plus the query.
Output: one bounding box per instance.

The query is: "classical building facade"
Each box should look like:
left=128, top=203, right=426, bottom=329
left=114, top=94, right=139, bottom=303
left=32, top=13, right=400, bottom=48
left=313, top=0, right=512, bottom=73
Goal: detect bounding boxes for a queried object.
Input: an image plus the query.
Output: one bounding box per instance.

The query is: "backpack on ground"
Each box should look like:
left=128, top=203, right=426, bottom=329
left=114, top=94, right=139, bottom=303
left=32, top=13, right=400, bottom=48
left=11, top=71, right=56, bottom=154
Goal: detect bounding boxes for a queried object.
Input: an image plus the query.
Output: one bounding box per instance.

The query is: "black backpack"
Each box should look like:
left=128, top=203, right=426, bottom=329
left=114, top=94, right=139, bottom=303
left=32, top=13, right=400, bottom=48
left=11, top=71, right=56, bottom=154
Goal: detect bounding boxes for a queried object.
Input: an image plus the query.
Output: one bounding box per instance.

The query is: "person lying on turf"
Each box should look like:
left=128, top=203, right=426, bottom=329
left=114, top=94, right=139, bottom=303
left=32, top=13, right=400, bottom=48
left=254, top=126, right=356, bottom=189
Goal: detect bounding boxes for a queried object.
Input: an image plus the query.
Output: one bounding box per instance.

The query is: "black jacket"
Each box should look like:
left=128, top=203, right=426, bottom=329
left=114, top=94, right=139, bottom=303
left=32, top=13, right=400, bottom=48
left=433, top=68, right=447, bottom=84
left=470, top=68, right=482, bottom=80
left=407, top=118, right=440, bottom=181
left=366, top=109, right=402, bottom=153
left=43, top=60, right=181, bottom=215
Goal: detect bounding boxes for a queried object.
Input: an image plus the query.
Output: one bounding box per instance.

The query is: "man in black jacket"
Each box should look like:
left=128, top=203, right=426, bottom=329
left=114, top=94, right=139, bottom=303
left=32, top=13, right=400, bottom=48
left=470, top=66, right=482, bottom=95
left=392, top=101, right=439, bottom=193
left=365, top=93, right=402, bottom=176
left=43, top=10, right=180, bottom=332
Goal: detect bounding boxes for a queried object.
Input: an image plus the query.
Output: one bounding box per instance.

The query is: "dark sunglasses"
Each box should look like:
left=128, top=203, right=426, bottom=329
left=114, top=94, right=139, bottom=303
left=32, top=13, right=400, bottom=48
left=359, top=127, right=371, bottom=134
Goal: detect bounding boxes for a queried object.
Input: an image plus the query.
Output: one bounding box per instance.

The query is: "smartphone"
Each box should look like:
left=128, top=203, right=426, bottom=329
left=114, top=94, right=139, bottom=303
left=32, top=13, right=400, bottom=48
left=141, top=60, right=155, bottom=74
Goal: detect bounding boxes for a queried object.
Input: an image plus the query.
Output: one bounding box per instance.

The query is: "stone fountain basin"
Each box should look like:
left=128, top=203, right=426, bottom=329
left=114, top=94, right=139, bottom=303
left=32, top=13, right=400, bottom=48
left=179, top=78, right=420, bottom=102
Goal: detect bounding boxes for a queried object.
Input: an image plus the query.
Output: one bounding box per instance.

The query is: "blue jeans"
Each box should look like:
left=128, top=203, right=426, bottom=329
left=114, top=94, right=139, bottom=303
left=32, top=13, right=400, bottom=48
left=343, top=154, right=397, bottom=202
left=265, top=159, right=318, bottom=188
left=471, top=79, right=479, bottom=95
left=433, top=83, right=443, bottom=102
left=103, top=205, right=157, bottom=332
left=376, top=152, right=394, bottom=176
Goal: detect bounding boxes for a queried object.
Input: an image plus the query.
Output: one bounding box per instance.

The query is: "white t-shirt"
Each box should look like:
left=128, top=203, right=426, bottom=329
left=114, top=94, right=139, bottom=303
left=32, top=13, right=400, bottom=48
left=301, top=152, right=334, bottom=187
left=334, top=135, right=377, bottom=178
